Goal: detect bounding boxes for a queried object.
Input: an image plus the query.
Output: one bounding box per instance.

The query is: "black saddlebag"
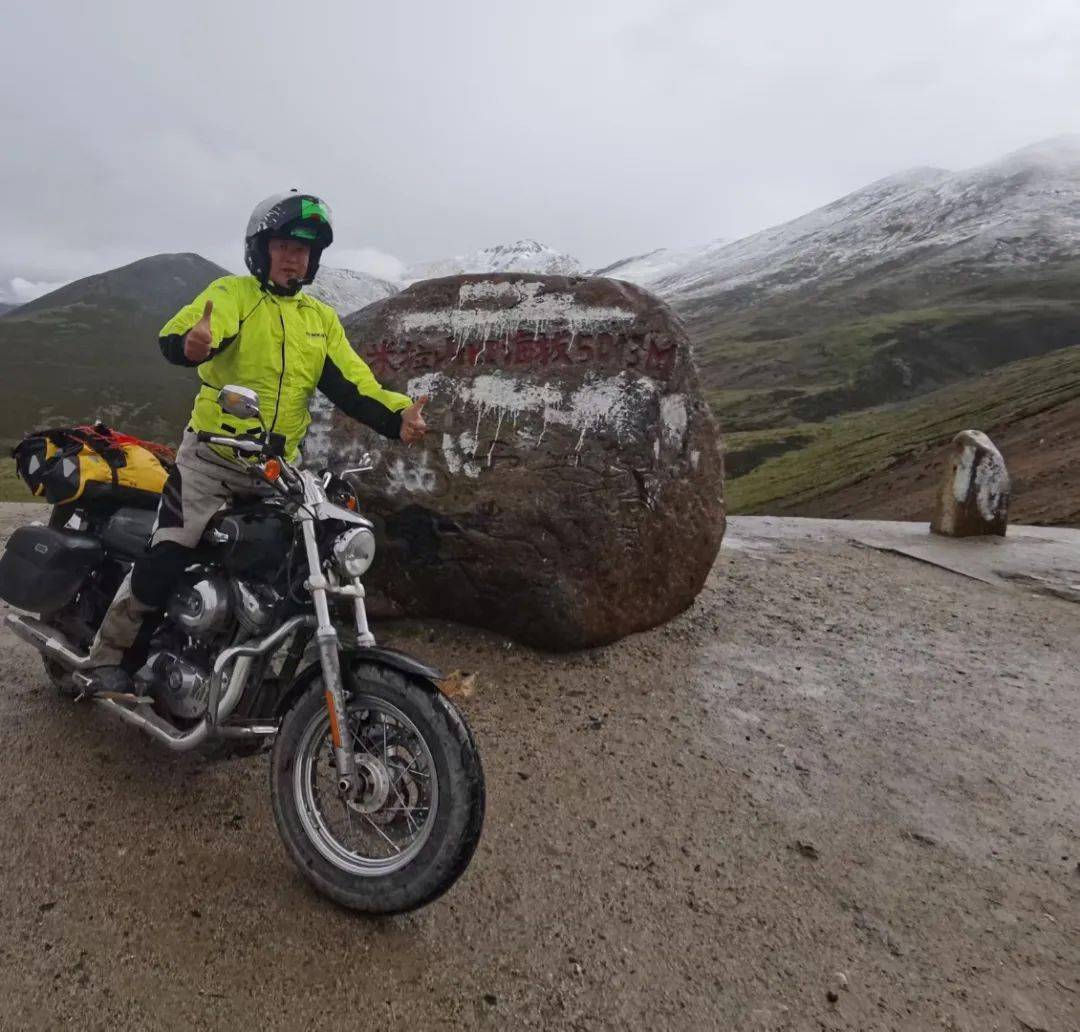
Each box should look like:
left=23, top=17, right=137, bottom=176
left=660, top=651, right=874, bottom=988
left=0, top=525, right=103, bottom=612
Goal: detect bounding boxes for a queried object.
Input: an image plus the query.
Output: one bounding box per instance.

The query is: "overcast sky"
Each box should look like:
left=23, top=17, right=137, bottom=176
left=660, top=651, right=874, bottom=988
left=2, top=0, right=1079, bottom=301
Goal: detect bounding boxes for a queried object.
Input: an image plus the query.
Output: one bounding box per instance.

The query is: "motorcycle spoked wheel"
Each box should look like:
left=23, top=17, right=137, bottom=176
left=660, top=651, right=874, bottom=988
left=270, top=663, right=485, bottom=914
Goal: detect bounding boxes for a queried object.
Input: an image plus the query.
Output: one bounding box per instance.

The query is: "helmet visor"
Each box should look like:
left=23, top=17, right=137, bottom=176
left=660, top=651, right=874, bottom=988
left=300, top=197, right=330, bottom=223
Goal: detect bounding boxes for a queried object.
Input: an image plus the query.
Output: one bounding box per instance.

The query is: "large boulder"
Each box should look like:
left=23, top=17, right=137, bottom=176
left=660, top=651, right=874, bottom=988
left=305, top=273, right=725, bottom=650
left=930, top=430, right=1010, bottom=537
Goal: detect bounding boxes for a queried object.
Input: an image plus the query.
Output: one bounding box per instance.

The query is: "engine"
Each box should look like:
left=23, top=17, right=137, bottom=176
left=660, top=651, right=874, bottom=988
left=168, top=574, right=233, bottom=635
left=136, top=572, right=281, bottom=721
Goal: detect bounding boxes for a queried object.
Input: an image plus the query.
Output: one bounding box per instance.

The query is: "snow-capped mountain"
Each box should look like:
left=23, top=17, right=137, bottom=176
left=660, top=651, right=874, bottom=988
left=602, top=136, right=1080, bottom=308
left=405, top=239, right=582, bottom=283
left=307, top=266, right=398, bottom=316
left=594, top=241, right=728, bottom=292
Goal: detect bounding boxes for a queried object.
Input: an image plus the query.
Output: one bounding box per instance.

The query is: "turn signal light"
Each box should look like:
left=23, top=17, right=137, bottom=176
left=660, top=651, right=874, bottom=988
left=346, top=496, right=357, bottom=511
left=263, top=459, right=282, bottom=482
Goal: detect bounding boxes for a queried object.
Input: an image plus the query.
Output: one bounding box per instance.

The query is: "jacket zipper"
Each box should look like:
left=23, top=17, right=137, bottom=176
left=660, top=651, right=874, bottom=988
left=268, top=304, right=287, bottom=433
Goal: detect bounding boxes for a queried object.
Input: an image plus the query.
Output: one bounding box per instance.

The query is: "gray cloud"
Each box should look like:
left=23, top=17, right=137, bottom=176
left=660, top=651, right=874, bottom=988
left=2, top=0, right=1079, bottom=300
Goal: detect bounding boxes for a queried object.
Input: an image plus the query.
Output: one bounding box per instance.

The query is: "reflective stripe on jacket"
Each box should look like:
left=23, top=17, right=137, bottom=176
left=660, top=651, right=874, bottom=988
left=159, top=275, right=411, bottom=461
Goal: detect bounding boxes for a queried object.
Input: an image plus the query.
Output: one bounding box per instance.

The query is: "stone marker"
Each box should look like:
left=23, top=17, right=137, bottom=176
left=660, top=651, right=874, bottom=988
left=930, top=430, right=1010, bottom=537
left=304, top=273, right=725, bottom=651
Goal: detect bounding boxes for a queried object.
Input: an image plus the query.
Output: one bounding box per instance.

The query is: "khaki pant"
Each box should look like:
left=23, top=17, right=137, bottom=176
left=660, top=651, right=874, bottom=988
left=89, top=429, right=273, bottom=667
left=151, top=429, right=274, bottom=548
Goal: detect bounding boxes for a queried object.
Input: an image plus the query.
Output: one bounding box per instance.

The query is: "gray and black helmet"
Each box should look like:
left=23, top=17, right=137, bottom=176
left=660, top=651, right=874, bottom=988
left=244, top=190, right=334, bottom=293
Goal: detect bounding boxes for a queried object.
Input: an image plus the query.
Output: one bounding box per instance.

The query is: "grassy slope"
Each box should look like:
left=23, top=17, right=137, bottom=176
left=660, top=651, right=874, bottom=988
left=678, top=259, right=1080, bottom=519
left=0, top=303, right=198, bottom=449
left=725, top=343, right=1080, bottom=515
left=685, top=258, right=1080, bottom=411
left=0, top=254, right=224, bottom=458
left=0, top=462, right=28, bottom=504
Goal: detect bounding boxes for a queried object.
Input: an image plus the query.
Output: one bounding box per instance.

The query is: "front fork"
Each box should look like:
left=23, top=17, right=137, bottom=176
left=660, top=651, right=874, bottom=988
left=299, top=515, right=361, bottom=795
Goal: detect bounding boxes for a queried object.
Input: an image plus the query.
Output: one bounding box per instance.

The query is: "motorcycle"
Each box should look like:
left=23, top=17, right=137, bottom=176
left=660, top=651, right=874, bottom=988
left=0, top=385, right=485, bottom=914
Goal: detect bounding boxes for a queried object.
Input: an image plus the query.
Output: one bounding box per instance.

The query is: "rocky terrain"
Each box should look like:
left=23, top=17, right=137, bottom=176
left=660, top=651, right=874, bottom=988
left=0, top=504, right=1077, bottom=1030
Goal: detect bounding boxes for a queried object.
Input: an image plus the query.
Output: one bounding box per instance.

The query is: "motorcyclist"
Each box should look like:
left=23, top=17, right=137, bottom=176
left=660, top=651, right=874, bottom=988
left=85, top=191, right=428, bottom=691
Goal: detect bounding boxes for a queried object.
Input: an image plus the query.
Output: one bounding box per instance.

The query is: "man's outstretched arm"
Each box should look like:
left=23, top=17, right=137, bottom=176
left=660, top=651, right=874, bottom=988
left=318, top=315, right=418, bottom=439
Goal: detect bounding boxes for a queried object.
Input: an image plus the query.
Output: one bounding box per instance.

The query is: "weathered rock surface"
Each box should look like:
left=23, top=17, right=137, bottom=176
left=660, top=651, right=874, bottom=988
left=931, top=430, right=1010, bottom=537
left=306, top=273, right=725, bottom=650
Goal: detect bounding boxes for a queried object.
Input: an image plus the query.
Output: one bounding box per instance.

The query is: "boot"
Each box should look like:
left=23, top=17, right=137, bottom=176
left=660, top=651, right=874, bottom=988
left=87, top=573, right=156, bottom=668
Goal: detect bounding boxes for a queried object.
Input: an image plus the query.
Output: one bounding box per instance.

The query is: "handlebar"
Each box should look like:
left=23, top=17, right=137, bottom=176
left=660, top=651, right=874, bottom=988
left=193, top=430, right=369, bottom=500
left=196, top=430, right=264, bottom=454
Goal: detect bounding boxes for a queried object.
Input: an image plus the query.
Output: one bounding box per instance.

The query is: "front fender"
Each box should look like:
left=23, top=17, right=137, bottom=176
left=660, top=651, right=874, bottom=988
left=352, top=645, right=444, bottom=683
left=274, top=645, right=445, bottom=718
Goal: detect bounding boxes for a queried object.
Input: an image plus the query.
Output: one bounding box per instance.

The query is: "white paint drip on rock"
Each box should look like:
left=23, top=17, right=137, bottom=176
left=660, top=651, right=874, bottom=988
left=952, top=430, right=1010, bottom=520
left=408, top=371, right=661, bottom=452
left=442, top=432, right=481, bottom=478
left=385, top=451, right=437, bottom=494
left=457, top=281, right=544, bottom=304
left=396, top=291, right=636, bottom=351
left=660, top=394, right=687, bottom=450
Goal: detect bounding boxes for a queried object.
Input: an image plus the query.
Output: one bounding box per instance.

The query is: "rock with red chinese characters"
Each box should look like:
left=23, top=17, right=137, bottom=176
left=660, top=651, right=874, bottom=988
left=305, top=273, right=725, bottom=651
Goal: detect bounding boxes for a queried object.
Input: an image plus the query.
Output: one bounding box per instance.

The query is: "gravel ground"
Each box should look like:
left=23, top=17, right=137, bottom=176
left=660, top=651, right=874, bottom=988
left=0, top=503, right=1077, bottom=1031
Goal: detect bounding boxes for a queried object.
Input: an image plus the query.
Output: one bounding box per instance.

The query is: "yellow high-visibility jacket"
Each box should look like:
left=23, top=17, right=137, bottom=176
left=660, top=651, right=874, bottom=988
left=160, top=275, right=411, bottom=461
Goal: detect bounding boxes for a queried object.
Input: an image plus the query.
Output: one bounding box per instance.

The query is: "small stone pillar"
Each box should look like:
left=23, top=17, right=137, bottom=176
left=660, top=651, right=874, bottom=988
left=930, top=430, right=1010, bottom=537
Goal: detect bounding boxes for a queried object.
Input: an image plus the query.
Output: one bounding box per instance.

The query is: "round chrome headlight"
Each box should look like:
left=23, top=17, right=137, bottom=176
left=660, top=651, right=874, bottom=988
left=333, top=526, right=376, bottom=578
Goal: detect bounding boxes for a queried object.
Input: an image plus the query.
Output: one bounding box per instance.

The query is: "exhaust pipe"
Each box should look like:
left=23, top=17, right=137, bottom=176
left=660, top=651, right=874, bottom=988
left=6, top=613, right=97, bottom=669
left=8, top=612, right=314, bottom=752
left=91, top=693, right=213, bottom=751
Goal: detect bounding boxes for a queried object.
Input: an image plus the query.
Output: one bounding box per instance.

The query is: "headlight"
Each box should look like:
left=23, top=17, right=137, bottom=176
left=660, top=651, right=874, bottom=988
left=333, top=526, right=376, bottom=578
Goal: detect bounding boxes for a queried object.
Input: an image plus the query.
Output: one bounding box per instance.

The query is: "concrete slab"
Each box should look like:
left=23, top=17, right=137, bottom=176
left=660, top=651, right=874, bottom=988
left=726, top=515, right=1080, bottom=603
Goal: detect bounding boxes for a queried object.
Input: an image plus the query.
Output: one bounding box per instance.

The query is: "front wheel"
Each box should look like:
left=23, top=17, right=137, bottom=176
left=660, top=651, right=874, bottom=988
left=270, top=662, right=485, bottom=914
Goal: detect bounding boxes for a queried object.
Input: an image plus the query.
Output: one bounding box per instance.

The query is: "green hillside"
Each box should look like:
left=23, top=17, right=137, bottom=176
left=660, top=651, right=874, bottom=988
left=0, top=254, right=227, bottom=460
left=725, top=343, right=1080, bottom=516
left=678, top=258, right=1080, bottom=521
left=685, top=259, right=1080, bottom=434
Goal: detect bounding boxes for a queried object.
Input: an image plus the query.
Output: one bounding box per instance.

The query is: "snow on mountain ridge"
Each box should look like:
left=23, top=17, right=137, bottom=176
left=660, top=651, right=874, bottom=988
left=306, top=265, right=398, bottom=316
left=602, top=138, right=1080, bottom=304
left=594, top=241, right=729, bottom=292
left=405, top=239, right=582, bottom=283
left=994, top=134, right=1080, bottom=171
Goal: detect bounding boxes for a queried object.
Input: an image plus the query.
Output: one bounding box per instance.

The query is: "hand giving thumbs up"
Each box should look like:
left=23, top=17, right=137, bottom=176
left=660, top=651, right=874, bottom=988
left=400, top=395, right=430, bottom=445
left=184, top=300, right=214, bottom=362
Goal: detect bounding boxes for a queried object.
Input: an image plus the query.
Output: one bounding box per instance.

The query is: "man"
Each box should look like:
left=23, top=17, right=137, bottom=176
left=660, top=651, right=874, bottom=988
left=86, top=191, right=427, bottom=690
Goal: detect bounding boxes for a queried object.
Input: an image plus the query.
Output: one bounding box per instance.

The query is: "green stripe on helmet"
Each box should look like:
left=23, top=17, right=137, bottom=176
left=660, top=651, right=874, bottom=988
left=300, top=198, right=329, bottom=222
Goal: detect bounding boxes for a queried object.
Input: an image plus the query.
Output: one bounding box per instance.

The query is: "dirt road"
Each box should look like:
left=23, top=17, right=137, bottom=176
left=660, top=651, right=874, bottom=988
left=0, top=504, right=1077, bottom=1031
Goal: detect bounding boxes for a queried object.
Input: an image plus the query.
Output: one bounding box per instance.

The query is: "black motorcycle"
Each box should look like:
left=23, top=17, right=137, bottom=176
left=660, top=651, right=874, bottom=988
left=0, top=385, right=485, bottom=914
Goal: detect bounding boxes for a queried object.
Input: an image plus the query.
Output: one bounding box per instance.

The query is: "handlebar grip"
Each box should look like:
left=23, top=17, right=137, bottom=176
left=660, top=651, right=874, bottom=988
left=196, top=431, right=214, bottom=443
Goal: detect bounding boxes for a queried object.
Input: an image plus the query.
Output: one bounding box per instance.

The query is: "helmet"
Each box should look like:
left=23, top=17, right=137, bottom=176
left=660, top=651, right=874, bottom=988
left=244, top=190, right=334, bottom=294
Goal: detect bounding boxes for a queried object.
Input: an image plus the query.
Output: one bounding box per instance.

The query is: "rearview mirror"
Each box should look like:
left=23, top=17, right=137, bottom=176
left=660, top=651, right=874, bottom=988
left=217, top=385, right=262, bottom=422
